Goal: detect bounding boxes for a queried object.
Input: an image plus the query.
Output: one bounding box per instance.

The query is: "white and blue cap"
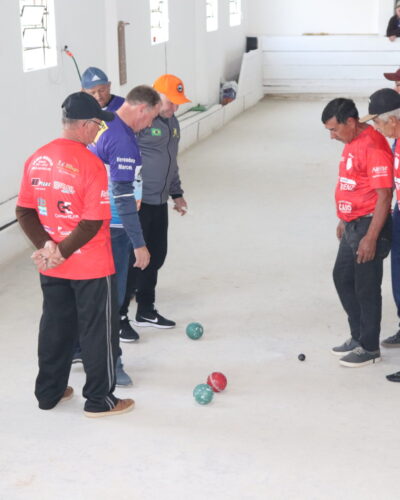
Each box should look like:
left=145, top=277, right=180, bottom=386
left=81, top=67, right=109, bottom=89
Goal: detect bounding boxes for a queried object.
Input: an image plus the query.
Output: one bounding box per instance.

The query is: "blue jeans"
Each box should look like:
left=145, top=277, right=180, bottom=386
left=391, top=203, right=400, bottom=320
left=333, top=216, right=391, bottom=351
left=110, top=228, right=133, bottom=309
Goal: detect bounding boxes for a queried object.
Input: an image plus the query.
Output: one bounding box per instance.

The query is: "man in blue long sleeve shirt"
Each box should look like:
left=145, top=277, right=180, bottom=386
left=89, top=85, right=161, bottom=383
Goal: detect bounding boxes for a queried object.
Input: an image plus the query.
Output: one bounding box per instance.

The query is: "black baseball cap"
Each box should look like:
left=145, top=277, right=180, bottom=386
left=360, top=88, right=400, bottom=122
left=61, top=92, right=114, bottom=121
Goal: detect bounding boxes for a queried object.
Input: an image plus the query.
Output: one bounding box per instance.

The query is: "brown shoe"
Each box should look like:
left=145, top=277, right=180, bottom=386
left=84, top=398, right=135, bottom=418
left=59, top=386, right=74, bottom=403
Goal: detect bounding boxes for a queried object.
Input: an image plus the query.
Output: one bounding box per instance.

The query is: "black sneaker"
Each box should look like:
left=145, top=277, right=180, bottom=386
left=386, top=371, right=400, bottom=382
left=119, top=316, right=140, bottom=342
left=381, top=330, right=400, bottom=348
left=133, top=310, right=176, bottom=329
left=339, top=346, right=381, bottom=367
left=331, top=337, right=360, bottom=356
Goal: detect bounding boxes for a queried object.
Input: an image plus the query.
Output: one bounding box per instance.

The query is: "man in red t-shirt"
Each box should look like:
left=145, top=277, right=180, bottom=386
left=16, top=92, right=134, bottom=417
left=362, top=88, right=400, bottom=381
left=322, top=97, right=393, bottom=367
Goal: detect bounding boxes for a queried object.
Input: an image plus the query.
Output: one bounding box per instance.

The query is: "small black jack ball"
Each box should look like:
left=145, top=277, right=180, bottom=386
left=298, top=353, right=306, bottom=361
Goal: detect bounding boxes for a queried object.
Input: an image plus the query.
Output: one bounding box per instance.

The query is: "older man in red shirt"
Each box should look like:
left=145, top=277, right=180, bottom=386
left=16, top=92, right=134, bottom=417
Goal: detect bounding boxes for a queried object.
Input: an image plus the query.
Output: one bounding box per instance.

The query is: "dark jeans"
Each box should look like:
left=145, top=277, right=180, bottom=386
left=110, top=227, right=133, bottom=309
left=391, top=203, right=400, bottom=320
left=36, top=275, right=119, bottom=412
left=333, top=215, right=392, bottom=351
left=121, top=202, right=168, bottom=315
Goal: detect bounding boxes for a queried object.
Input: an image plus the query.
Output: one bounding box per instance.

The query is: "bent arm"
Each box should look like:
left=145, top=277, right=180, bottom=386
left=356, top=188, right=392, bottom=263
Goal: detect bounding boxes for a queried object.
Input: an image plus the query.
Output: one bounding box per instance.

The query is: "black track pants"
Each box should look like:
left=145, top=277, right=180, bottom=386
left=35, top=274, right=120, bottom=412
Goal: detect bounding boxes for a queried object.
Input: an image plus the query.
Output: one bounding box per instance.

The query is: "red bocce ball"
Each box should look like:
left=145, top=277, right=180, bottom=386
left=207, top=372, right=227, bottom=392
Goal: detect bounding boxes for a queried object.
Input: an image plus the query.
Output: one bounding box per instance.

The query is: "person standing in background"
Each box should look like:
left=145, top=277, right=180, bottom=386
left=386, top=1, right=400, bottom=41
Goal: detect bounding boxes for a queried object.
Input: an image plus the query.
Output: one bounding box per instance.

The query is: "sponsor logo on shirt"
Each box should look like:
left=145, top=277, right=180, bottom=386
left=371, top=166, right=389, bottom=178
left=172, top=128, right=179, bottom=138
left=31, top=178, right=51, bottom=189
left=55, top=200, right=79, bottom=219
left=57, top=201, right=73, bottom=214
left=37, top=198, right=47, bottom=216
left=151, top=128, right=162, bottom=137
left=338, top=200, right=352, bottom=214
left=100, top=189, right=110, bottom=205
left=53, top=181, right=75, bottom=194
left=57, top=161, right=79, bottom=177
left=57, top=225, right=72, bottom=236
left=339, top=177, right=356, bottom=191
left=43, top=224, right=54, bottom=234
left=118, top=164, right=133, bottom=170
left=345, top=154, right=354, bottom=171
left=32, top=155, right=53, bottom=169
left=395, top=155, right=399, bottom=171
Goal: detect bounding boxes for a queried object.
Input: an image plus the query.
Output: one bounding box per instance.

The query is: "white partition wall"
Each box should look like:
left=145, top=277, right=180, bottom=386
left=247, top=0, right=398, bottom=95
left=261, top=35, right=400, bottom=95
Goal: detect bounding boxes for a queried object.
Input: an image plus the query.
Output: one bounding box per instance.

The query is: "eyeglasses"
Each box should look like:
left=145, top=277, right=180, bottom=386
left=86, top=119, right=105, bottom=129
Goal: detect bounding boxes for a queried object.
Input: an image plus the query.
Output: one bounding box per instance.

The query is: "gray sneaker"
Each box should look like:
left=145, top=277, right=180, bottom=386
left=331, top=338, right=360, bottom=356
left=339, top=346, right=381, bottom=367
left=381, top=330, right=400, bottom=348
left=115, top=357, right=133, bottom=387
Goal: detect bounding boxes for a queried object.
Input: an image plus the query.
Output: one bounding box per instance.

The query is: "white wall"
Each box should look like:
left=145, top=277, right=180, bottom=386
left=0, top=0, right=249, bottom=229
left=246, top=0, right=400, bottom=95
left=247, top=0, right=393, bottom=36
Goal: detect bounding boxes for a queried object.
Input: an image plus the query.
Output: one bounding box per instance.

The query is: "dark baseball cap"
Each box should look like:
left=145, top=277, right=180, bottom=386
left=360, top=88, right=400, bottom=122
left=61, top=92, right=114, bottom=121
left=384, top=68, right=400, bottom=81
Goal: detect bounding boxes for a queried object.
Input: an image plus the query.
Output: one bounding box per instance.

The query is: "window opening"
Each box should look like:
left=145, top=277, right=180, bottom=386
left=150, top=0, right=169, bottom=45
left=206, top=0, right=218, bottom=32
left=20, top=0, right=57, bottom=72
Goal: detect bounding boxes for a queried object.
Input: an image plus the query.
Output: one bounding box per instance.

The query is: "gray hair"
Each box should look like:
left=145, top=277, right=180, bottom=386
left=62, top=116, right=84, bottom=127
left=377, top=108, right=400, bottom=122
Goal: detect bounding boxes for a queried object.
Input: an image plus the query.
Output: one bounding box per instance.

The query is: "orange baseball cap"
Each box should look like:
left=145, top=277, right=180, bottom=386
left=153, top=74, right=191, bottom=105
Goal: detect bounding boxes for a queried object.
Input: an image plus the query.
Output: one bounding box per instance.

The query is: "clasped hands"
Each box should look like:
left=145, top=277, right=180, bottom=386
left=31, top=241, right=65, bottom=271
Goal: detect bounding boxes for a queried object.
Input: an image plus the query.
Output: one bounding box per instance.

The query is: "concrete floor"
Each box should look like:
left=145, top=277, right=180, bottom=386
left=1, top=97, right=400, bottom=500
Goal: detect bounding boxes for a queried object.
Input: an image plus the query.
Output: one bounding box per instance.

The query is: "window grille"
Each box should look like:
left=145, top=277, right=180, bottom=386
left=150, top=0, right=169, bottom=45
left=20, top=0, right=57, bottom=72
left=206, top=0, right=218, bottom=32
left=229, top=0, right=241, bottom=27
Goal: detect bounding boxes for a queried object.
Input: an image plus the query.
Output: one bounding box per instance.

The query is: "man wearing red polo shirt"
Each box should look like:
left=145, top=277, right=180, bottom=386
left=16, top=92, right=134, bottom=417
left=322, top=98, right=393, bottom=367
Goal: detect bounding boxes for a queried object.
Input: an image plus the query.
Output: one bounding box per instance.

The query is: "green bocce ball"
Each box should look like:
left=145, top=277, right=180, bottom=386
left=193, top=384, right=214, bottom=405
left=186, top=322, right=204, bottom=340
